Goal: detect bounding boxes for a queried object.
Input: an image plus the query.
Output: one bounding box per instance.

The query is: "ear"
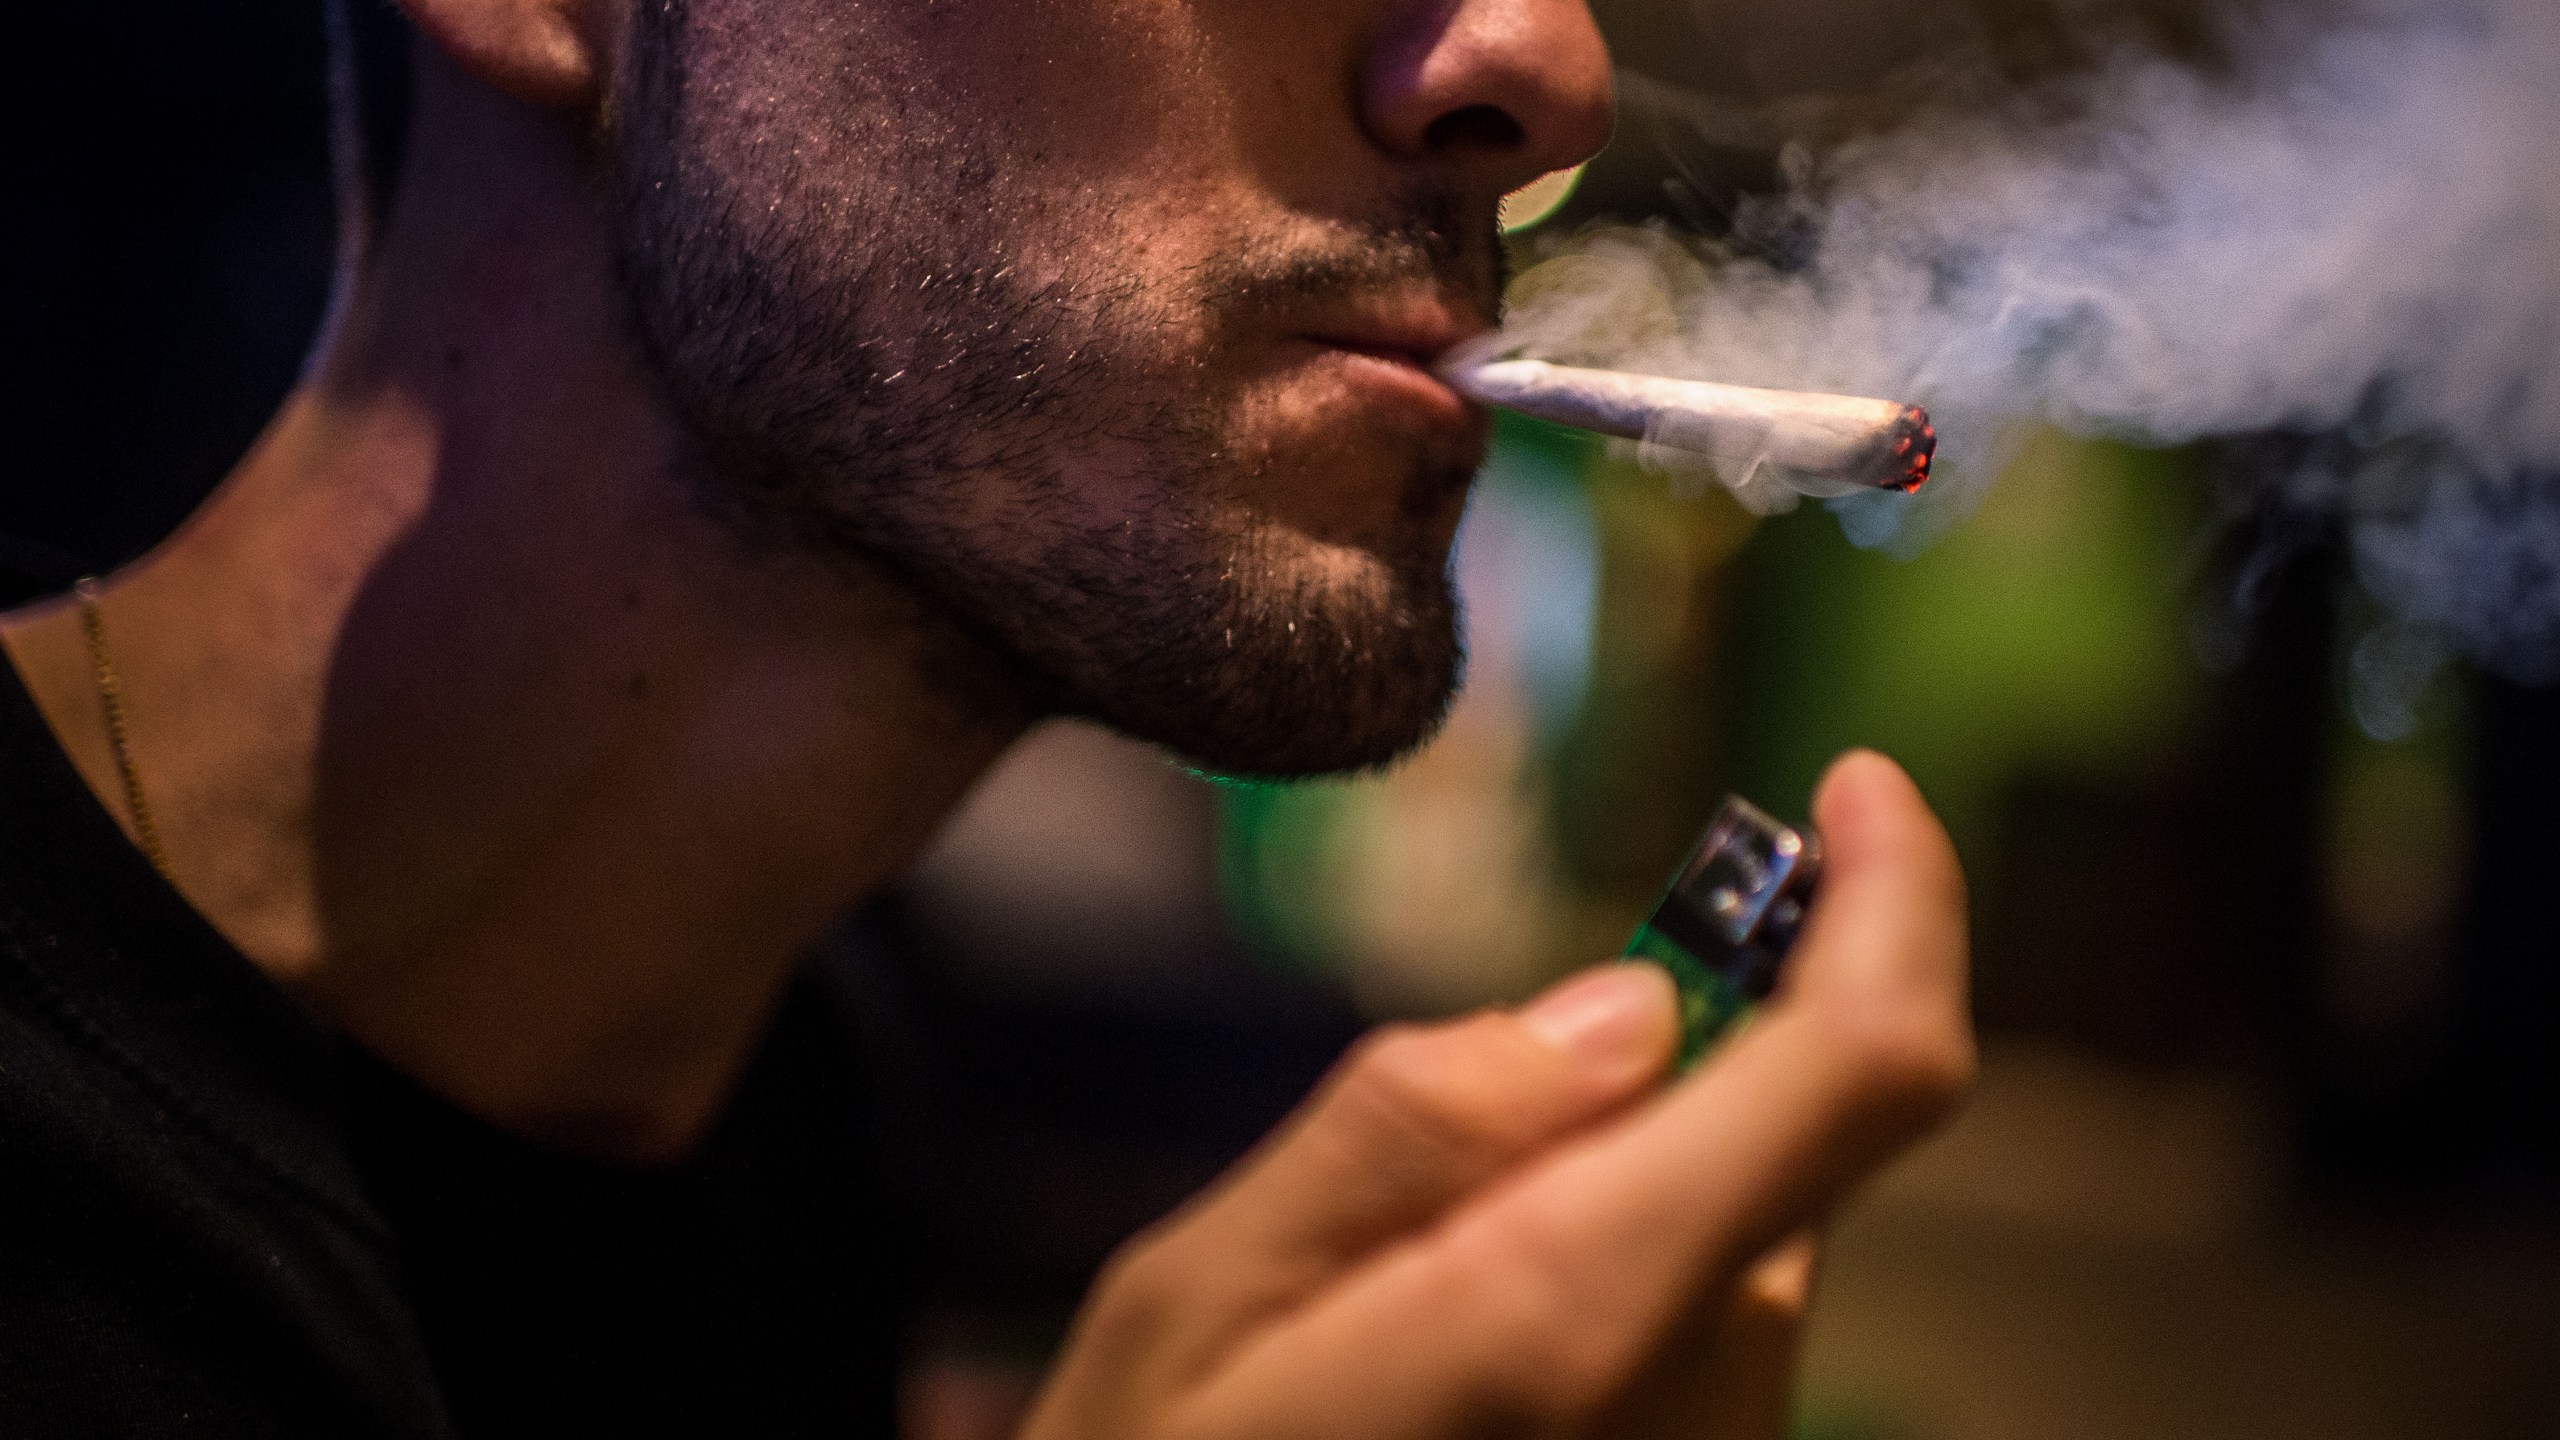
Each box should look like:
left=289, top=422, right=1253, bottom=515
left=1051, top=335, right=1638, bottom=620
left=398, top=0, right=618, bottom=111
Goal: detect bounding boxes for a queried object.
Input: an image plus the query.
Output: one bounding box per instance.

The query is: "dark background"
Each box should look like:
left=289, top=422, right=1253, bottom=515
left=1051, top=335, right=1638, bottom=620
left=0, top=2, right=338, bottom=590
left=3, top=2, right=2554, bottom=1436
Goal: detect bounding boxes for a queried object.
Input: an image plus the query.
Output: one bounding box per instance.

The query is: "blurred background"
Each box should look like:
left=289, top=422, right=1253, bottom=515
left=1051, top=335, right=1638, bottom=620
left=3, top=2, right=2552, bottom=1437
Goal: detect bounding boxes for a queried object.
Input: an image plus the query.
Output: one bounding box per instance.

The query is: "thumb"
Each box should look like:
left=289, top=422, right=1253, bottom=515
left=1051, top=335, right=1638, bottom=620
left=1777, top=749, right=1972, bottom=1060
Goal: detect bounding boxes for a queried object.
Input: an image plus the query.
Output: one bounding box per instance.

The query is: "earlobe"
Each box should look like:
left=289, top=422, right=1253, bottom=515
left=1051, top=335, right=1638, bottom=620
left=398, top=0, right=615, bottom=111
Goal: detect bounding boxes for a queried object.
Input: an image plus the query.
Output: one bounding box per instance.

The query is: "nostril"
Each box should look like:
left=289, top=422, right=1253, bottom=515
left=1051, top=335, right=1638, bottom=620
left=1423, top=103, right=1526, bottom=153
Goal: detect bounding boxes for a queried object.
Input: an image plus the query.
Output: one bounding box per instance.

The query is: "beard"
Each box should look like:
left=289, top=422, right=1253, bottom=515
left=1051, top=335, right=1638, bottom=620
left=602, top=0, right=1495, bottom=776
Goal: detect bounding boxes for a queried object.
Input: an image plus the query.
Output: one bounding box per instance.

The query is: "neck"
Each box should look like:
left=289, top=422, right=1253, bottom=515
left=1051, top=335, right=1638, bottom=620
left=0, top=51, right=1027, bottom=1162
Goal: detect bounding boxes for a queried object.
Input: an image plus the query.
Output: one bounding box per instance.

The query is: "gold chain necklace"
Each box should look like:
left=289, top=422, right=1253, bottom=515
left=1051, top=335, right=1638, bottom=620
left=72, top=579, right=174, bottom=882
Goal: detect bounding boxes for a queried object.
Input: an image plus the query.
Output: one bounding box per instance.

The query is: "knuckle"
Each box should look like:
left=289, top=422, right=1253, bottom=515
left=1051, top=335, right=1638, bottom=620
left=1332, top=1019, right=1536, bottom=1163
left=1085, top=1226, right=1190, bottom=1330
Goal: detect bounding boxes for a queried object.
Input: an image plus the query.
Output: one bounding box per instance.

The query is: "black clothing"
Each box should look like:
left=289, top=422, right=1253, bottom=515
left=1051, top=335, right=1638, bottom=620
left=0, top=660, right=914, bottom=1438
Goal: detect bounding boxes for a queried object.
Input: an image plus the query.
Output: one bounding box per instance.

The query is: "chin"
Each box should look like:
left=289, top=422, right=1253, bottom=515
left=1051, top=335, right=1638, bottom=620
left=1092, top=657, right=1465, bottom=779
left=1060, top=521, right=1469, bottom=779
left=1227, top=416, right=1483, bottom=558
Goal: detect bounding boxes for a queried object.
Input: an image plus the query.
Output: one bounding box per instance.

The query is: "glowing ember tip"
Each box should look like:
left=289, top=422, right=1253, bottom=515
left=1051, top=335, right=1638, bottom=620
left=1884, top=405, right=1938, bottom=493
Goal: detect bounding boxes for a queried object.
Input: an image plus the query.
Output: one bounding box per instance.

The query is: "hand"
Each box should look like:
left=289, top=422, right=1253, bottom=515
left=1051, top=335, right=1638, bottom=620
left=1022, top=751, right=1973, bottom=1440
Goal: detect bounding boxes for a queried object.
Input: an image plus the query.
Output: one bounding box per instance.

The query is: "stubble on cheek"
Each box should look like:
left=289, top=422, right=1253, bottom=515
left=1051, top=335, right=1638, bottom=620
left=605, top=0, right=1482, bottom=773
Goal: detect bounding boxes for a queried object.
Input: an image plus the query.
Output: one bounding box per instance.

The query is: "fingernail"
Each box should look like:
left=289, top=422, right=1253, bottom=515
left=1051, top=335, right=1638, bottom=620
left=1520, top=964, right=1671, bottom=1067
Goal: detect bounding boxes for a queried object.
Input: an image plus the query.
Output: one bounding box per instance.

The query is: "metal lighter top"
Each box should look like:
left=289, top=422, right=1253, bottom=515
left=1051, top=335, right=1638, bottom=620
left=1622, top=796, right=1824, bottom=1070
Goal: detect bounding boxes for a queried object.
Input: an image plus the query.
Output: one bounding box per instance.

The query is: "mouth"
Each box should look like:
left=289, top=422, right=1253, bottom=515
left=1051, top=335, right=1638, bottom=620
left=1295, top=300, right=1492, bottom=431
left=1302, top=293, right=1486, bottom=367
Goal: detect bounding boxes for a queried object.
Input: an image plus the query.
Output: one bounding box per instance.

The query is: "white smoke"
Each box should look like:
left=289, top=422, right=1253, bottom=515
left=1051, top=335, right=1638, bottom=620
left=1498, top=0, right=2560, bottom=729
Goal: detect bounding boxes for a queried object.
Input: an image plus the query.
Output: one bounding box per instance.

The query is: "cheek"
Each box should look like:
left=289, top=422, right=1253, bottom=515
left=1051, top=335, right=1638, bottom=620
left=903, top=0, right=1368, bottom=298
left=685, top=0, right=1243, bottom=222
left=1195, top=0, right=1381, bottom=203
left=940, top=1, right=1231, bottom=183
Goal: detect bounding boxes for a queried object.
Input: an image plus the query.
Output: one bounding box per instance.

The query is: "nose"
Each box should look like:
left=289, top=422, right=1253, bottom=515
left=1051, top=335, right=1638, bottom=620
left=1362, top=0, right=1615, bottom=196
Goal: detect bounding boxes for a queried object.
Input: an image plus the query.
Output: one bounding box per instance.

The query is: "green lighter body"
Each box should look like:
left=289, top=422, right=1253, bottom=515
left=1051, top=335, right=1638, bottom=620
left=1622, top=796, right=1823, bottom=1071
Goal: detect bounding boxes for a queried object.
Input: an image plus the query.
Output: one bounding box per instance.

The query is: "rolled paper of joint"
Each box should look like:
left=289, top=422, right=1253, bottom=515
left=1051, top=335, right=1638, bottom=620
left=1442, top=357, right=1935, bottom=497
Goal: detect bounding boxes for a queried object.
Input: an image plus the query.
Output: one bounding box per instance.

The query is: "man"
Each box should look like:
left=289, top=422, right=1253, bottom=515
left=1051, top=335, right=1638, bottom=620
left=0, top=0, right=1972, bottom=1435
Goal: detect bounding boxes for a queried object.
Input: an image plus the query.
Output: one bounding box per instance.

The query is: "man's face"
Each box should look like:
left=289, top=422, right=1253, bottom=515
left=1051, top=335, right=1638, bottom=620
left=608, top=0, right=1612, bottom=774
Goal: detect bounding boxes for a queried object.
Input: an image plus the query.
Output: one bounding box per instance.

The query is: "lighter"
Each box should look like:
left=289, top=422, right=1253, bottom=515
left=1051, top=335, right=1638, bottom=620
left=1621, top=796, right=1823, bottom=1070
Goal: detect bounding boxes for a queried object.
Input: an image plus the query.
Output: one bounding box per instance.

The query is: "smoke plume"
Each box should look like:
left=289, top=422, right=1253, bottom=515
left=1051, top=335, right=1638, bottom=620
left=1499, top=0, right=2560, bottom=731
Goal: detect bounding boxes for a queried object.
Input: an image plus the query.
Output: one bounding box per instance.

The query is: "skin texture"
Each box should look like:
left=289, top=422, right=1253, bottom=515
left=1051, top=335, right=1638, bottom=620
left=607, top=0, right=1508, bottom=773
left=0, top=0, right=1975, bottom=1432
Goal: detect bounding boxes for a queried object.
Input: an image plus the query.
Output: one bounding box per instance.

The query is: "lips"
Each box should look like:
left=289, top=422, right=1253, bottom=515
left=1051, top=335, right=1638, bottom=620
left=1293, top=300, right=1494, bottom=432
left=1292, top=342, right=1477, bottom=439
left=1299, top=296, right=1488, bottom=374
left=1319, top=337, right=1445, bottom=367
